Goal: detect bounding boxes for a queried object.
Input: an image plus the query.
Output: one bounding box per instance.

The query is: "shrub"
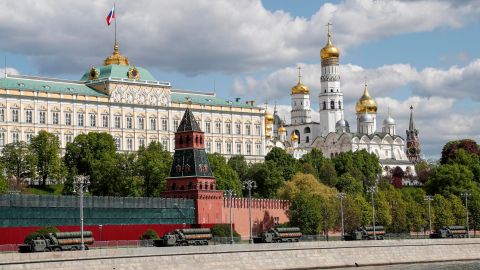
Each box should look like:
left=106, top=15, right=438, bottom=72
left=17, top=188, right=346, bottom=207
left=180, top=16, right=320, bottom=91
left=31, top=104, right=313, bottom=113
left=140, top=229, right=159, bottom=240
left=210, top=224, right=240, bottom=238
left=24, top=226, right=60, bottom=243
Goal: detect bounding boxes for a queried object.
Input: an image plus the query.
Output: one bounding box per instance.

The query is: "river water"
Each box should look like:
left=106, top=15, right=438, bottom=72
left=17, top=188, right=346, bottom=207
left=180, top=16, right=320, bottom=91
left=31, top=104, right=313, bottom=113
left=337, top=260, right=480, bottom=269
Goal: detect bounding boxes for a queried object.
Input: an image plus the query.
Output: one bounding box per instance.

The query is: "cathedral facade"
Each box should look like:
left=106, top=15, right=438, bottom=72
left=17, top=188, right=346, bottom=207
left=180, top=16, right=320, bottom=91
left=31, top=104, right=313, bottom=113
left=266, top=28, right=421, bottom=182
left=0, top=42, right=266, bottom=163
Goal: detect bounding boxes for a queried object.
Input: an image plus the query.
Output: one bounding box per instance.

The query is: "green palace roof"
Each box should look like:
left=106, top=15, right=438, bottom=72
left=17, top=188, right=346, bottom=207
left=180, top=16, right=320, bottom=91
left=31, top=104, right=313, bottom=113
left=0, top=75, right=107, bottom=97
left=171, top=91, right=253, bottom=108
left=80, top=64, right=157, bottom=82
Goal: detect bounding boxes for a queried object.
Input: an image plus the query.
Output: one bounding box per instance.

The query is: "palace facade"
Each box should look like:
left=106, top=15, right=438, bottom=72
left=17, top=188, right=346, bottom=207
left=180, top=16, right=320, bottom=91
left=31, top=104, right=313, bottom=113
left=0, top=42, right=266, bottom=163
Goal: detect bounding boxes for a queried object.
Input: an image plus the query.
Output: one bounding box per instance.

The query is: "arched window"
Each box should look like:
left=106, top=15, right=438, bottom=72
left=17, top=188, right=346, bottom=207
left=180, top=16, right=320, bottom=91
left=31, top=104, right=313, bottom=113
left=172, top=183, right=176, bottom=191
left=323, top=101, right=327, bottom=110
left=179, top=136, right=183, bottom=144
left=210, top=183, right=214, bottom=190
left=188, top=182, right=193, bottom=190
left=186, top=135, right=190, bottom=144
left=330, top=89, right=333, bottom=92
left=330, top=100, right=335, bottom=109
left=195, top=136, right=198, bottom=144
left=306, top=136, right=309, bottom=143
left=338, top=101, right=342, bottom=109
left=304, top=127, right=310, bottom=134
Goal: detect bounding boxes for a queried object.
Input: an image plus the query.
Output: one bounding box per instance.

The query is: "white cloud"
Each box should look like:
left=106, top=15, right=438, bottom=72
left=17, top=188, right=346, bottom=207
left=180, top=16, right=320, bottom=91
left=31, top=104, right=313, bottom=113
left=0, top=68, right=19, bottom=78
left=0, top=0, right=478, bottom=75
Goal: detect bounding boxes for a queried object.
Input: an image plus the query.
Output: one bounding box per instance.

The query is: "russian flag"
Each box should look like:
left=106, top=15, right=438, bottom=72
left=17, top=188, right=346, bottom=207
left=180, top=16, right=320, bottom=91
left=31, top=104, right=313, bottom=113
left=106, top=6, right=115, bottom=26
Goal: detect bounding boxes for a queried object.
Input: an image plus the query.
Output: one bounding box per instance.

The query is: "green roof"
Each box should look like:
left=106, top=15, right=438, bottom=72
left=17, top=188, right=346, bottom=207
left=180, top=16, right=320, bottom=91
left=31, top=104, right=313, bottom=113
left=171, top=91, right=254, bottom=108
left=80, top=65, right=157, bottom=82
left=0, top=75, right=107, bottom=97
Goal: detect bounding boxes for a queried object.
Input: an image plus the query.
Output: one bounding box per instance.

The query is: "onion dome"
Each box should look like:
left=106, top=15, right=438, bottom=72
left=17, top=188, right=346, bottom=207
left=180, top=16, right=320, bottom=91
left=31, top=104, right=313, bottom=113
left=336, top=119, right=350, bottom=128
left=265, top=111, right=274, bottom=123
left=104, top=42, right=130, bottom=66
left=355, top=83, right=377, bottom=114
left=291, top=67, right=309, bottom=95
left=290, top=133, right=299, bottom=142
left=320, top=27, right=340, bottom=60
left=278, top=125, right=287, bottom=133
left=359, top=113, right=374, bottom=123
left=383, top=115, right=395, bottom=125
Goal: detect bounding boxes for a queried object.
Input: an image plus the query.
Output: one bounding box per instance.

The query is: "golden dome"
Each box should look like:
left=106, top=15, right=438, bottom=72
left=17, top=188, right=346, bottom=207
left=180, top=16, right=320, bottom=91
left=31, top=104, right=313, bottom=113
left=320, top=26, right=339, bottom=60
left=266, top=133, right=271, bottom=139
left=265, top=111, right=274, bottom=123
left=291, top=66, right=309, bottom=95
left=104, top=42, right=130, bottom=66
left=278, top=125, right=286, bottom=133
left=290, top=132, right=299, bottom=141
left=355, top=83, right=377, bottom=114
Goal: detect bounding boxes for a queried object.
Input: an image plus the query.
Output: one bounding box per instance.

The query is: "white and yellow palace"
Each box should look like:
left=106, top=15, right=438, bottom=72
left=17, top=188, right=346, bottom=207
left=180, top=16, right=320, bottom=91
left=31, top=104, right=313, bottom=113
left=0, top=42, right=266, bottom=162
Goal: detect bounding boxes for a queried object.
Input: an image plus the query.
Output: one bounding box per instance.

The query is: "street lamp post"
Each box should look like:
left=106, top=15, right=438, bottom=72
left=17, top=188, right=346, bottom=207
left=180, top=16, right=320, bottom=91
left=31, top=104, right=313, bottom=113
left=99, top=224, right=103, bottom=241
left=367, top=186, right=377, bottom=240
left=336, top=192, right=346, bottom=240
left=461, top=191, right=471, bottom=238
left=243, top=179, right=256, bottom=244
left=224, top=189, right=236, bottom=244
left=424, top=195, right=433, bottom=235
left=73, top=175, right=90, bottom=251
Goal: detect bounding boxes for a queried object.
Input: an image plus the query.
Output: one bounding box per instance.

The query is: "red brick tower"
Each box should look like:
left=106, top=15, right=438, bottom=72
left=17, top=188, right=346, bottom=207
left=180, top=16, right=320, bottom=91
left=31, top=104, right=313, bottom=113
left=406, top=105, right=421, bottom=164
left=162, top=108, right=224, bottom=224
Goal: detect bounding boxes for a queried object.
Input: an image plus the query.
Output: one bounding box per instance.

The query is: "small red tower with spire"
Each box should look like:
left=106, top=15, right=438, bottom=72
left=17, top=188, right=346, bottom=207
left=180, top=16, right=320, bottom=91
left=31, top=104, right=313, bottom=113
left=162, top=108, right=224, bottom=224
left=406, top=105, right=421, bottom=163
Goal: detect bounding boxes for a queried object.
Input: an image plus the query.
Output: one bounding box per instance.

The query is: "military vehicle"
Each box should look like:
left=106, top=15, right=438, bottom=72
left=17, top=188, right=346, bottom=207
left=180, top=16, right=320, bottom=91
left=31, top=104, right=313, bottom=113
left=18, top=231, right=94, bottom=252
left=429, top=226, right=468, bottom=238
left=343, top=226, right=385, bottom=240
left=153, top=228, right=212, bottom=246
left=253, top=227, right=302, bottom=243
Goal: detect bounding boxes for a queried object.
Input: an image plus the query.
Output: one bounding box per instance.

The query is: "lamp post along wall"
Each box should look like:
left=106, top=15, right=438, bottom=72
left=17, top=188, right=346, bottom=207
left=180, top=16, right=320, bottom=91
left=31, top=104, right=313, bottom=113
left=367, top=186, right=377, bottom=240
left=243, top=180, right=256, bottom=244
left=224, top=189, right=236, bottom=244
left=73, top=175, right=90, bottom=251
left=461, top=192, right=471, bottom=238
left=424, top=195, right=433, bottom=234
left=336, top=192, right=346, bottom=239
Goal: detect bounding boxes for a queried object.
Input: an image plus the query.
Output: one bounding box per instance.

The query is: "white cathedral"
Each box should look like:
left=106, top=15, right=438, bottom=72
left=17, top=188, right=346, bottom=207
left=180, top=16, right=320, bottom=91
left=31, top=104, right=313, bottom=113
left=265, top=28, right=419, bottom=180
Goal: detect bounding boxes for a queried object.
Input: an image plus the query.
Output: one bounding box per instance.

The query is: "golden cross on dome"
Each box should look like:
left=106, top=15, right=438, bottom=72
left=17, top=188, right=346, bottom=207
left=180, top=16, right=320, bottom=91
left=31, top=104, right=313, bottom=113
left=297, top=66, right=302, bottom=82
left=326, top=22, right=333, bottom=37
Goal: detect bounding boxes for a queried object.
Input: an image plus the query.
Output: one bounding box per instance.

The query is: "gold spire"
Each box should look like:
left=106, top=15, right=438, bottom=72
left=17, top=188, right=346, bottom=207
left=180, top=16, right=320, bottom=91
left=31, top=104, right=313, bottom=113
left=104, top=41, right=130, bottom=66
left=355, top=82, right=377, bottom=114
left=291, top=66, right=310, bottom=95
left=320, top=22, right=340, bottom=60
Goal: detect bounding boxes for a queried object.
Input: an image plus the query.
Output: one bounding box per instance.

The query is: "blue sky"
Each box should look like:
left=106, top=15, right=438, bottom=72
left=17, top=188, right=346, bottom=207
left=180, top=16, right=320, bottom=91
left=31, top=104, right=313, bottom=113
left=0, top=0, right=479, bottom=159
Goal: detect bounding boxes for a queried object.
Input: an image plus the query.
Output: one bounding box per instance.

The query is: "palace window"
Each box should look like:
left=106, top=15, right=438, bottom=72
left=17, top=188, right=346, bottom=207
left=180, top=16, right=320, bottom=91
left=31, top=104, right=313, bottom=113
left=127, top=138, right=133, bottom=151
left=215, top=121, right=221, bottom=133
left=338, top=101, right=342, bottom=110
left=255, top=124, right=261, bottom=135
left=65, top=113, right=72, bottom=126
left=226, top=142, right=232, bottom=154
left=150, top=118, right=156, bottom=130
left=226, top=123, right=232, bottom=134
left=205, top=121, right=211, bottom=133
left=246, top=143, right=252, bottom=155
left=0, top=132, right=5, bottom=146
left=162, top=118, right=168, bottom=131
left=139, top=138, right=145, bottom=148
left=216, top=142, right=222, bottom=153
left=11, top=109, right=19, bottom=122
left=114, top=137, right=121, bottom=149
left=114, top=116, right=121, bottom=129
left=173, top=120, right=179, bottom=130
left=246, top=124, right=251, bottom=135
left=11, top=132, right=19, bottom=143
left=77, top=113, right=84, bottom=127
left=89, top=113, right=96, bottom=127
left=236, top=143, right=242, bottom=154
left=206, top=141, right=212, bottom=153
left=65, top=134, right=73, bottom=144
left=0, top=109, right=4, bottom=122
left=162, top=139, right=169, bottom=150
left=235, top=123, right=241, bottom=135
left=138, top=117, right=145, bottom=130
left=323, top=101, right=326, bottom=110
left=102, top=115, right=109, bottom=128
left=256, top=143, right=262, bottom=155
left=330, top=100, right=335, bottom=109
left=26, top=133, right=34, bottom=143
left=126, top=117, right=133, bottom=129
left=53, top=112, right=59, bottom=125
left=25, top=110, right=33, bottom=123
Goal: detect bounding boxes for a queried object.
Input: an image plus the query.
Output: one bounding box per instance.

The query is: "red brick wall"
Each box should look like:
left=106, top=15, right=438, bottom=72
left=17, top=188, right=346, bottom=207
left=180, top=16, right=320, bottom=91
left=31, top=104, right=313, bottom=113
left=221, top=198, right=289, bottom=239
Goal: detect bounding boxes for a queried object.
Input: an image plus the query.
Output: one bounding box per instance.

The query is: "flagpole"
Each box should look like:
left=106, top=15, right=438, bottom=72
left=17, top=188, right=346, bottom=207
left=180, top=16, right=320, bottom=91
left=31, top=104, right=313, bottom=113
left=114, top=2, right=117, bottom=44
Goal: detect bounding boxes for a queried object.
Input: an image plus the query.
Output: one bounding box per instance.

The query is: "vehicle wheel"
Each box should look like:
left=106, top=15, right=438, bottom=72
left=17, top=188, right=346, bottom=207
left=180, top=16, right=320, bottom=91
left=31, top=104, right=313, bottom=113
left=70, top=246, right=78, bottom=251
left=85, top=246, right=89, bottom=250
left=44, top=248, right=51, bottom=252
left=182, top=242, right=188, bottom=246
left=53, top=247, right=62, bottom=252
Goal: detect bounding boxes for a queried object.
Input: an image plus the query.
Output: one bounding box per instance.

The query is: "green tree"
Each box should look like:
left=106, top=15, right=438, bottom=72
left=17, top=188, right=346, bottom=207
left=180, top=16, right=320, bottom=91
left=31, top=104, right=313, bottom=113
left=333, top=150, right=380, bottom=187
left=140, top=229, right=159, bottom=240
left=30, top=131, right=64, bottom=186
left=441, top=139, right=479, bottom=165
left=432, top=194, right=454, bottom=229
left=402, top=187, right=426, bottom=232
left=0, top=163, right=7, bottom=194
left=289, top=192, right=322, bottom=235
left=136, top=142, right=172, bottom=197
left=245, top=161, right=284, bottom=198
left=319, top=160, right=337, bottom=187
left=265, top=147, right=300, bottom=181
left=449, top=194, right=466, bottom=226
left=336, top=173, right=363, bottom=194
left=425, top=164, right=475, bottom=196
left=207, top=153, right=242, bottom=195
left=343, top=194, right=371, bottom=232
left=227, top=155, right=249, bottom=180
left=299, top=148, right=325, bottom=179
left=1, top=142, right=36, bottom=189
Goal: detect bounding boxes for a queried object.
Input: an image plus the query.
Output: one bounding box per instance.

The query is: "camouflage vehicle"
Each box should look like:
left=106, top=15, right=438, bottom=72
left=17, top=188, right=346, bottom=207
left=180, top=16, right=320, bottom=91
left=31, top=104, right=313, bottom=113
left=430, top=226, right=468, bottom=238
left=154, top=228, right=212, bottom=246
left=18, top=231, right=94, bottom=252
left=253, top=227, right=302, bottom=243
left=343, top=226, right=385, bottom=240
